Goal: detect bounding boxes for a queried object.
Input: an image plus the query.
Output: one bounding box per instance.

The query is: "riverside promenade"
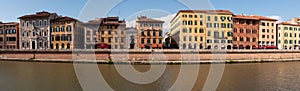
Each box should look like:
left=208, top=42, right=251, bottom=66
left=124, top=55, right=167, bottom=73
left=1, top=49, right=300, bottom=64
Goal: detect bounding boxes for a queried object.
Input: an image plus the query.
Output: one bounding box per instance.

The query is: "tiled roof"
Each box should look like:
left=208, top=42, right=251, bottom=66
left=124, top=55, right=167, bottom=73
left=251, top=15, right=277, bottom=21
left=233, top=15, right=260, bottom=20
left=53, top=16, right=77, bottom=22
left=171, top=10, right=233, bottom=23
left=277, top=22, right=300, bottom=26
left=136, top=16, right=164, bottom=23
left=18, top=11, right=57, bottom=19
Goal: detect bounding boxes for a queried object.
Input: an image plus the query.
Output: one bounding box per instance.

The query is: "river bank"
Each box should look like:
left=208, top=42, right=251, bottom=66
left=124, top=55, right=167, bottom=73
left=1, top=57, right=300, bottom=64
left=1, top=49, right=300, bottom=64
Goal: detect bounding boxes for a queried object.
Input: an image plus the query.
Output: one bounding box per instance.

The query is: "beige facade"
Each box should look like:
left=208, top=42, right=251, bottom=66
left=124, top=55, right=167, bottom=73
left=170, top=10, right=233, bottom=49
left=257, top=17, right=277, bottom=46
left=50, top=16, right=84, bottom=49
left=277, top=22, right=300, bottom=50
left=98, top=17, right=126, bottom=49
left=136, top=16, right=164, bottom=49
left=19, top=11, right=58, bottom=49
left=0, top=22, right=19, bottom=49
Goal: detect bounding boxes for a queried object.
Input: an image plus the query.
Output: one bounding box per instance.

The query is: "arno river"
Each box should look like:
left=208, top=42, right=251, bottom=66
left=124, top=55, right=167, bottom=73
left=0, top=61, right=300, bottom=91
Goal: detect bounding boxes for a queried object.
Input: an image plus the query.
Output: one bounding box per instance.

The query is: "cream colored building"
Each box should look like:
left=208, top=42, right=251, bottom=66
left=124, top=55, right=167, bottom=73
left=277, top=22, right=300, bottom=50
left=254, top=16, right=277, bottom=47
left=170, top=10, right=233, bottom=49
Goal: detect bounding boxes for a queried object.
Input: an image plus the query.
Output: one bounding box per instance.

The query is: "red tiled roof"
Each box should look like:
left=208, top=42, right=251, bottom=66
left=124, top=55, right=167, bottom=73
left=136, top=16, right=164, bottom=23
left=251, top=15, right=277, bottom=21
left=18, top=11, right=57, bottom=19
left=171, top=10, right=233, bottom=23
left=53, top=16, right=77, bottom=22
left=233, top=15, right=260, bottom=20
left=277, top=22, right=300, bottom=26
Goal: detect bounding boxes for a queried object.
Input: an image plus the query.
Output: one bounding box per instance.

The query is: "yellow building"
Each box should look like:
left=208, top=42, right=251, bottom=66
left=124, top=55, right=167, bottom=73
left=277, top=22, right=300, bottom=50
left=50, top=16, right=84, bottom=49
left=170, top=10, right=233, bottom=49
left=98, top=17, right=126, bottom=49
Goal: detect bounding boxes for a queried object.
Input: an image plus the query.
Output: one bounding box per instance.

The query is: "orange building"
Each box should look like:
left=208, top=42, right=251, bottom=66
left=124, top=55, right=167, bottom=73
left=0, top=22, right=19, bottom=49
left=136, top=16, right=164, bottom=49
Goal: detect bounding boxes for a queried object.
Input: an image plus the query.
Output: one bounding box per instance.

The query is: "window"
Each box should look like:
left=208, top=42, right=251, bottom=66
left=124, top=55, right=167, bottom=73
left=262, top=29, right=265, bottom=32
left=141, top=30, right=145, bottom=36
left=147, top=31, right=150, bottom=36
left=114, top=38, right=118, bottom=42
left=240, top=37, right=244, bottom=42
left=262, top=22, right=265, bottom=26
left=207, top=16, right=211, bottom=21
left=147, top=38, right=151, bottom=43
left=141, top=38, right=145, bottom=44
left=228, top=32, right=233, bottom=36
left=262, top=35, right=265, bottom=38
left=61, top=26, right=65, bottom=32
left=214, top=16, right=218, bottom=21
left=252, top=30, right=257, bottom=34
left=221, top=23, right=226, bottom=28
left=246, top=37, right=250, bottom=42
left=182, top=21, right=187, bottom=25
left=188, top=21, right=193, bottom=25
left=195, top=36, right=198, bottom=41
left=183, top=36, right=186, bottom=41
left=200, top=21, right=203, bottom=25
left=0, top=30, right=2, bottom=34
left=207, top=30, right=211, bottom=36
left=153, top=31, right=156, bottom=36
left=183, top=28, right=187, bottom=33
left=207, top=23, right=212, bottom=28
left=194, top=28, right=198, bottom=33
left=214, top=31, right=219, bottom=38
left=240, top=29, right=244, bottom=33
left=234, top=28, right=237, bottom=33
left=194, top=20, right=198, bottom=25
left=199, top=28, right=204, bottom=33
left=153, top=38, right=156, bottom=43
left=246, top=29, right=251, bottom=33
left=228, top=24, right=232, bottom=28
left=221, top=16, right=226, bottom=21
left=159, top=31, right=162, bottom=36
left=253, top=38, right=256, bottom=42
left=233, top=37, right=237, bottom=41
left=66, top=26, right=72, bottom=31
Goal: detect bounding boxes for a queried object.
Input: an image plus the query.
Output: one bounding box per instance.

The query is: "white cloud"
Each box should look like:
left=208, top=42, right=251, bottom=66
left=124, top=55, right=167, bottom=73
left=267, top=16, right=282, bottom=22
left=126, top=13, right=176, bottom=33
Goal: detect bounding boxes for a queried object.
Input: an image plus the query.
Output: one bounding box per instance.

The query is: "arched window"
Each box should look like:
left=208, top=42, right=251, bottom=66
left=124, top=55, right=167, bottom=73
left=61, top=43, right=65, bottom=49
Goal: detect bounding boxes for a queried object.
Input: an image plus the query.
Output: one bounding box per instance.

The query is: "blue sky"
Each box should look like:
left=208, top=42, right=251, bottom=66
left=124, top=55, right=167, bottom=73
left=0, top=0, right=298, bottom=22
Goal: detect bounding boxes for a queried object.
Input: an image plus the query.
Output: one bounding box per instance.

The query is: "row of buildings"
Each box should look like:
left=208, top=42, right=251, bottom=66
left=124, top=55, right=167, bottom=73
left=0, top=10, right=300, bottom=50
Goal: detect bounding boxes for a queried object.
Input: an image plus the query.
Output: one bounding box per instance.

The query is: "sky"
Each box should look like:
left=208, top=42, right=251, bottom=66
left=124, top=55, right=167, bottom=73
left=0, top=0, right=298, bottom=25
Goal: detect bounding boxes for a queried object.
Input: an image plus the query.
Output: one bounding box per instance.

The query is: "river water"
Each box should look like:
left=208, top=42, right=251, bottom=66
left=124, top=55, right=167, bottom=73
left=0, top=61, right=300, bottom=91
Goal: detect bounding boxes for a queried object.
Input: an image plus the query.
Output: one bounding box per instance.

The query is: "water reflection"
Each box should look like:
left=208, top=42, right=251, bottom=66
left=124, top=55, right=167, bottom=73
left=0, top=61, right=300, bottom=91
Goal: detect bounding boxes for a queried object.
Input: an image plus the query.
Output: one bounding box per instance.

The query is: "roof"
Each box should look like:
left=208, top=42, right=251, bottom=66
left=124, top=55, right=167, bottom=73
left=0, top=22, right=19, bottom=25
left=18, top=11, right=57, bottom=19
left=99, top=16, right=126, bottom=26
left=233, top=15, right=260, bottom=20
left=277, top=22, right=300, bottom=26
left=136, top=16, right=164, bottom=23
left=171, top=10, right=233, bottom=23
left=251, top=15, right=278, bottom=21
left=52, top=16, right=77, bottom=22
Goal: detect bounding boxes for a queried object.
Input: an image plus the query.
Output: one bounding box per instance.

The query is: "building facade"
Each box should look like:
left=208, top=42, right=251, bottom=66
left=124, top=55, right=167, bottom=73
left=0, top=22, right=19, bottom=49
left=256, top=16, right=277, bottom=47
left=136, top=16, right=164, bottom=49
left=170, top=10, right=234, bottom=50
left=50, top=16, right=84, bottom=49
left=18, top=11, right=58, bottom=49
left=233, top=15, right=259, bottom=49
left=98, top=17, right=126, bottom=49
left=84, top=19, right=100, bottom=49
left=126, top=27, right=138, bottom=49
left=277, top=22, right=300, bottom=50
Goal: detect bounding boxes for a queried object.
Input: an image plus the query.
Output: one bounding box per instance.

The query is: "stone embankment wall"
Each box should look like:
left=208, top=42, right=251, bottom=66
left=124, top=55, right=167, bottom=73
left=0, top=49, right=300, bottom=61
